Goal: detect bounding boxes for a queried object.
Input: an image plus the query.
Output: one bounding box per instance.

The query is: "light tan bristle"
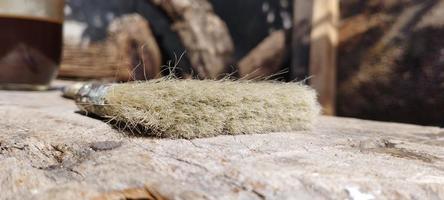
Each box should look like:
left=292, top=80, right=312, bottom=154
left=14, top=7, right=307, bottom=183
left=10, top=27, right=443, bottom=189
left=97, top=79, right=320, bottom=139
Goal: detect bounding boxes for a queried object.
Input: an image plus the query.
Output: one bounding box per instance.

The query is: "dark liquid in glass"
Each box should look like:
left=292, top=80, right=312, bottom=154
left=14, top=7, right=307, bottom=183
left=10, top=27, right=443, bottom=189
left=0, top=17, right=62, bottom=89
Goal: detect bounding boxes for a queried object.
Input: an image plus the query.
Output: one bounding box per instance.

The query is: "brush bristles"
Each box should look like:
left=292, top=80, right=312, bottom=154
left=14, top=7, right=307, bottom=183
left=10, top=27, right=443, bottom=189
left=100, top=79, right=320, bottom=139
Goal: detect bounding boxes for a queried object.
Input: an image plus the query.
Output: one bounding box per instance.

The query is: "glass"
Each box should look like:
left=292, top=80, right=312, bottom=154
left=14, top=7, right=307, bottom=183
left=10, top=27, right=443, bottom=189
left=0, top=0, right=64, bottom=90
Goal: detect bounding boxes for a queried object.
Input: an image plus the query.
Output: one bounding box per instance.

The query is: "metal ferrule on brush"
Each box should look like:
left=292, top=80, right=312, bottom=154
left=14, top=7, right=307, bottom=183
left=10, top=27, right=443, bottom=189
left=74, top=83, right=113, bottom=116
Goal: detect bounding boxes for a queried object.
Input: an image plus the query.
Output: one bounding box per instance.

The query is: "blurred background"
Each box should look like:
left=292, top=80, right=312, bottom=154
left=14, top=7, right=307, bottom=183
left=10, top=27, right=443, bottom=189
left=2, top=0, right=443, bottom=127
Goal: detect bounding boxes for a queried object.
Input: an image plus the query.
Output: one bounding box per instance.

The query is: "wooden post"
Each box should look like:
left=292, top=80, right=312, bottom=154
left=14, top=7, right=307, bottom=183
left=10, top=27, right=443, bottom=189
left=309, top=0, right=339, bottom=115
left=292, top=0, right=339, bottom=115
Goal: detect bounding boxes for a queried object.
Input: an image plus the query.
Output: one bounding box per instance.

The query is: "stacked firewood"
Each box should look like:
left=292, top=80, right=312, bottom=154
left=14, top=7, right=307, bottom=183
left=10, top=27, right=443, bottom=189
left=59, top=0, right=286, bottom=81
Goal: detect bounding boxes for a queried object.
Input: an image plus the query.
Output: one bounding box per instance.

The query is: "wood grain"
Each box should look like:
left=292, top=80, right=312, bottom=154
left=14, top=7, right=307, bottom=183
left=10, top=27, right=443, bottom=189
left=291, top=0, right=338, bottom=115
left=59, top=14, right=162, bottom=81
left=0, top=81, right=443, bottom=199
left=309, top=0, right=339, bottom=115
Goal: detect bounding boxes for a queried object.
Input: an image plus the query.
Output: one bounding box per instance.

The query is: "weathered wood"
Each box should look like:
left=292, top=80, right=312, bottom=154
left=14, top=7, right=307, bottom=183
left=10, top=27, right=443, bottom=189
left=337, top=0, right=444, bottom=126
left=309, top=0, right=339, bottom=115
left=238, top=30, right=287, bottom=79
left=59, top=14, right=162, bottom=81
left=60, top=42, right=128, bottom=80
left=148, top=0, right=234, bottom=79
left=0, top=81, right=443, bottom=199
left=291, top=0, right=338, bottom=115
left=108, top=14, right=162, bottom=81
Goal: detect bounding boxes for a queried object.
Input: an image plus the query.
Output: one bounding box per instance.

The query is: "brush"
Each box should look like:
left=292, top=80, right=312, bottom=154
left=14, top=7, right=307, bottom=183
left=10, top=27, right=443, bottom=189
left=64, top=79, right=320, bottom=139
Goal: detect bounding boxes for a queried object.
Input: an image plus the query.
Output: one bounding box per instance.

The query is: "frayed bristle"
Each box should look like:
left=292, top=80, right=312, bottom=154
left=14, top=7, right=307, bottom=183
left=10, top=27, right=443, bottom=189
left=99, top=79, right=320, bottom=139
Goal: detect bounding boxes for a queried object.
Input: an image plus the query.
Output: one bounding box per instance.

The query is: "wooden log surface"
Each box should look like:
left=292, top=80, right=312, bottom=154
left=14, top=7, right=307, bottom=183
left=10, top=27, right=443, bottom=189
left=0, top=81, right=443, bottom=199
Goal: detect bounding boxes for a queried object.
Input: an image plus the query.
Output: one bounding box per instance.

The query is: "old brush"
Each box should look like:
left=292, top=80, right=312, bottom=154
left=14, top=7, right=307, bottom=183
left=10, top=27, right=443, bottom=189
left=64, top=79, right=320, bottom=139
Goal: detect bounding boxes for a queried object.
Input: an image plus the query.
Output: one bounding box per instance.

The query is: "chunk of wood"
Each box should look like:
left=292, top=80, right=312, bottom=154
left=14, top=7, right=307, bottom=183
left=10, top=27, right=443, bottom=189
left=0, top=81, right=443, bottom=199
left=238, top=30, right=287, bottom=80
left=337, top=0, right=444, bottom=125
left=60, top=42, right=128, bottom=80
left=108, top=14, right=162, bottom=81
left=59, top=14, right=162, bottom=81
left=148, top=0, right=234, bottom=79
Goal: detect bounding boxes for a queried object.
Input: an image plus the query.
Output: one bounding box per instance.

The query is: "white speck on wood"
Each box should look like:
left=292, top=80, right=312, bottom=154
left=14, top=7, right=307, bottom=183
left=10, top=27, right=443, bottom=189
left=346, top=186, right=375, bottom=200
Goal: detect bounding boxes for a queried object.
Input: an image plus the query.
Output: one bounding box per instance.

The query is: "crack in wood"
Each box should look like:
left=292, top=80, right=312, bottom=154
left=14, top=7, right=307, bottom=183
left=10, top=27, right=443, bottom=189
left=133, top=141, right=268, bottom=199
left=218, top=174, right=266, bottom=200
left=89, top=141, right=123, bottom=151
left=359, top=138, right=440, bottom=163
left=93, top=186, right=167, bottom=200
